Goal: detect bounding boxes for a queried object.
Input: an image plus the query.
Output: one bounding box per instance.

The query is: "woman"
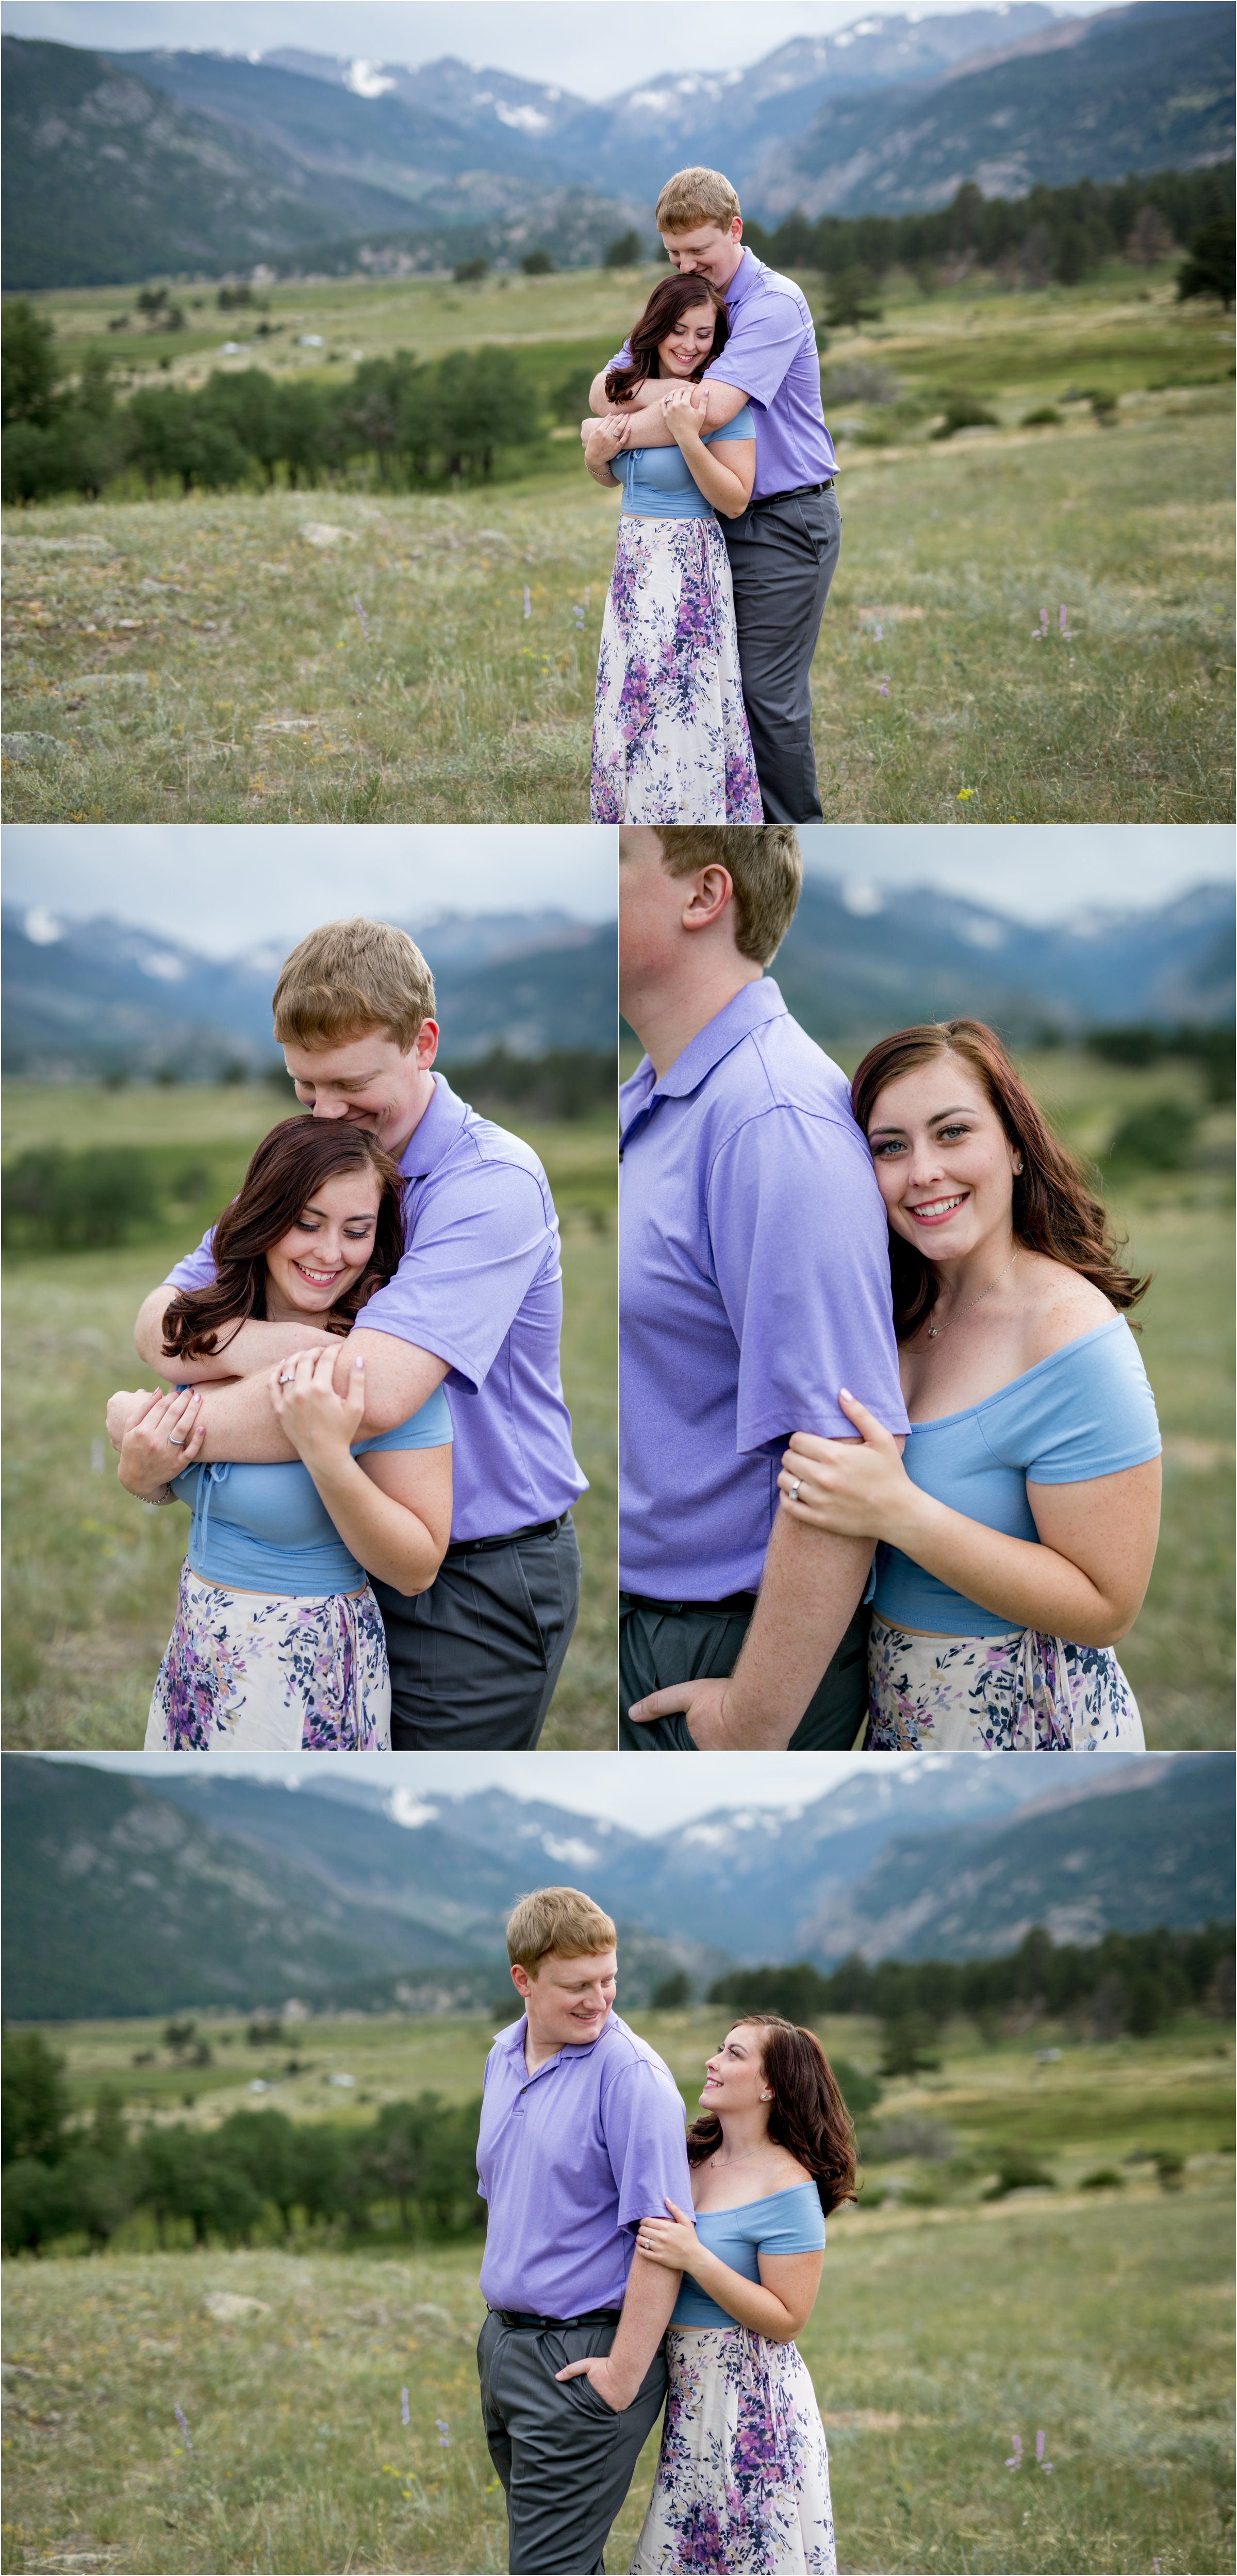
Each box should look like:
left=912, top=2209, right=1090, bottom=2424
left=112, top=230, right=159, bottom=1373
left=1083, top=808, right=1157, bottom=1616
left=585, top=273, right=762, bottom=826
left=778, top=1020, right=1161, bottom=1750
left=110, top=1118, right=451, bottom=1752
left=628, top=2016, right=850, bottom=2575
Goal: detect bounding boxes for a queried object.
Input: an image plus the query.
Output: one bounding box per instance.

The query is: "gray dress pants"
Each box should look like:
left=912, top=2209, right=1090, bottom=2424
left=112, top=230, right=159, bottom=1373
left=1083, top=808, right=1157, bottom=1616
left=373, top=1513, right=581, bottom=1750
left=722, top=485, right=842, bottom=823
left=618, top=1593, right=868, bottom=1750
left=477, top=2311, right=666, bottom=2574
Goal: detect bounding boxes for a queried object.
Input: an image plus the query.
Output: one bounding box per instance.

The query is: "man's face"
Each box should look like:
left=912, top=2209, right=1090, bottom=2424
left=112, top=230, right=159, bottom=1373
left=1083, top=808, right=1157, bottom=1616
left=281, top=1022, right=438, bottom=1159
left=513, top=1949, right=618, bottom=2050
left=619, top=828, right=683, bottom=1001
left=659, top=216, right=744, bottom=291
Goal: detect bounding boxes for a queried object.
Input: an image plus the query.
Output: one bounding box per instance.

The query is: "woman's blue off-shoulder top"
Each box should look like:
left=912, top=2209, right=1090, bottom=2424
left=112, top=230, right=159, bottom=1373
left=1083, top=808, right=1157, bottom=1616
left=671, top=2180, right=825, bottom=2328
left=170, top=1386, right=452, bottom=1597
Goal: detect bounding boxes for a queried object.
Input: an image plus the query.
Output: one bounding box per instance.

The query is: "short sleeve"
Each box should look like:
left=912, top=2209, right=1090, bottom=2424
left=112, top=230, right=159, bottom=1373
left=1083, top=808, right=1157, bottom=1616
left=705, top=405, right=755, bottom=444
left=355, top=1159, right=556, bottom=1395
left=163, top=1229, right=219, bottom=1291
left=705, top=295, right=806, bottom=410
left=355, top=1386, right=453, bottom=1454
left=706, top=1107, right=910, bottom=1452
left=602, top=2061, right=692, bottom=2233
left=757, top=2186, right=826, bottom=2255
left=983, top=1322, right=1162, bottom=1485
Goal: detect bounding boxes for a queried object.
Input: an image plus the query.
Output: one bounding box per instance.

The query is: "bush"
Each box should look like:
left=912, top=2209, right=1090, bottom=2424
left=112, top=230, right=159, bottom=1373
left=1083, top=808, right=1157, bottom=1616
left=1021, top=405, right=1062, bottom=426
left=1106, top=1098, right=1200, bottom=1172
left=3, top=1146, right=161, bottom=1253
left=520, top=248, right=555, bottom=275
left=983, top=2148, right=1057, bottom=2198
left=932, top=390, right=999, bottom=439
left=2, top=2032, right=69, bottom=2167
left=453, top=257, right=490, bottom=284
left=1081, top=2168, right=1126, bottom=2189
left=1176, top=215, right=1235, bottom=310
left=552, top=361, right=601, bottom=425
left=862, top=2116, right=956, bottom=2163
left=878, top=2015, right=942, bottom=2080
left=823, top=269, right=883, bottom=332
left=604, top=231, right=644, bottom=269
left=652, top=1971, right=693, bottom=2009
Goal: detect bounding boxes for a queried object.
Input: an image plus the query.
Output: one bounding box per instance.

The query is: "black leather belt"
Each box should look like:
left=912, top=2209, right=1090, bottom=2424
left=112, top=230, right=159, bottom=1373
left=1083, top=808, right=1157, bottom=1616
left=443, top=1510, right=570, bottom=1563
left=620, top=1589, right=758, bottom=1618
left=496, top=2306, right=622, bottom=2330
left=751, top=479, right=834, bottom=506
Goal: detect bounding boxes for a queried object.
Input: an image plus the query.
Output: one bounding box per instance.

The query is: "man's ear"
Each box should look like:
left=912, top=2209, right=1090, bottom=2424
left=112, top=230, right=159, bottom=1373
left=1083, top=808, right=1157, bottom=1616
left=414, top=1019, right=439, bottom=1071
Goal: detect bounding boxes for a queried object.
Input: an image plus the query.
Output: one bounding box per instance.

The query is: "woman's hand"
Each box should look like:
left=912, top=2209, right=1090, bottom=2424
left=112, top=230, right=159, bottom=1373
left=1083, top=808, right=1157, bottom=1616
left=585, top=410, right=634, bottom=462
left=779, top=1389, right=919, bottom=1547
left=660, top=385, right=707, bottom=445
left=268, top=1343, right=366, bottom=1474
left=116, top=1386, right=205, bottom=1497
left=636, top=2200, right=703, bottom=2275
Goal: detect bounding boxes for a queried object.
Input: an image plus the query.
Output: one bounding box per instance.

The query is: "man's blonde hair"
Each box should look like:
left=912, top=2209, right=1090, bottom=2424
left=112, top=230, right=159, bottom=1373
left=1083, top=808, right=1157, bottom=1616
left=656, top=828, right=802, bottom=966
left=506, top=1887, right=617, bottom=1974
left=272, top=917, right=436, bottom=1052
left=655, top=167, right=742, bottom=235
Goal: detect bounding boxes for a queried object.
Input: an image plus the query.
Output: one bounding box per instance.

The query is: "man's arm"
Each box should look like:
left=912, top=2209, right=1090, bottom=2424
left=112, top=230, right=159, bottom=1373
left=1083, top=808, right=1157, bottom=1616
left=167, top=1331, right=449, bottom=1464
left=628, top=1498, right=873, bottom=1751
left=555, top=2243, right=682, bottom=2411
left=134, top=1288, right=336, bottom=1383
left=611, top=380, right=750, bottom=448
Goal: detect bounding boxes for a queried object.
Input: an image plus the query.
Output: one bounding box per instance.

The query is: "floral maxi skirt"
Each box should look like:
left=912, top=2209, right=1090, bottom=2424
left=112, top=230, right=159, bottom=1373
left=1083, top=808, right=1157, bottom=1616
left=591, top=514, right=763, bottom=823
left=145, top=1563, right=391, bottom=1751
left=866, top=1614, right=1146, bottom=1750
left=630, top=2326, right=835, bottom=2575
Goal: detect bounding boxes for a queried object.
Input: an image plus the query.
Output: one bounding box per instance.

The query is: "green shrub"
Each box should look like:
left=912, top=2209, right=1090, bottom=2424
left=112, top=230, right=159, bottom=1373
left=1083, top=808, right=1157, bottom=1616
left=2, top=1144, right=160, bottom=1252
left=1022, top=405, right=1062, bottom=426
left=983, top=2148, right=1057, bottom=2198
left=520, top=248, right=555, bottom=276
left=932, top=390, right=999, bottom=439
left=652, top=1970, right=693, bottom=2009
left=1081, top=2167, right=1127, bottom=2189
left=1106, top=1096, right=1200, bottom=1171
left=604, top=231, right=644, bottom=269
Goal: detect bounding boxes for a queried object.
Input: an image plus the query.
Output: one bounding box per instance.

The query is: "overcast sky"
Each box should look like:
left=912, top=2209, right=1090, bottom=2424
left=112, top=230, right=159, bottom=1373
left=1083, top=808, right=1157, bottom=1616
left=43, top=1748, right=925, bottom=1831
left=800, top=827, right=1234, bottom=924
left=6, top=0, right=1129, bottom=97
left=3, top=826, right=615, bottom=954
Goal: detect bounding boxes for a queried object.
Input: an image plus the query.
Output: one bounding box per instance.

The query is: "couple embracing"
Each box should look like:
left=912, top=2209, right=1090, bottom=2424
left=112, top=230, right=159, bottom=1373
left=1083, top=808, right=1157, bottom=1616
left=585, top=167, right=838, bottom=827
left=105, top=917, right=585, bottom=1752
left=477, top=1886, right=847, bottom=2574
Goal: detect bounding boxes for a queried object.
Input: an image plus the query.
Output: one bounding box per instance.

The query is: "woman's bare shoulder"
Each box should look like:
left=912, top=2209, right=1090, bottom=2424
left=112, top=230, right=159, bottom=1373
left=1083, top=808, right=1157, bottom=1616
left=1019, top=1254, right=1119, bottom=1367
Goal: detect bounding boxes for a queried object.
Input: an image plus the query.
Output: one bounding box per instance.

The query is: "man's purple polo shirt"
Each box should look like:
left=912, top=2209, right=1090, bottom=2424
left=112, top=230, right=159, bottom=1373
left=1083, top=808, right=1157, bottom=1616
left=619, top=980, right=909, bottom=1599
left=477, top=2009, right=691, bottom=2316
left=163, top=1073, right=586, bottom=1544
left=608, top=246, right=835, bottom=502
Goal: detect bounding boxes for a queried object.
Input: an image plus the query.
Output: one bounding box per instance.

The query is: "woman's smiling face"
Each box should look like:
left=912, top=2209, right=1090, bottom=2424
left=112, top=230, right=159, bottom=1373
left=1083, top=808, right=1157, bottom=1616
left=700, top=2024, right=770, bottom=2117
left=866, top=1055, right=1020, bottom=1261
left=264, top=1166, right=383, bottom=1316
left=657, top=301, right=719, bottom=377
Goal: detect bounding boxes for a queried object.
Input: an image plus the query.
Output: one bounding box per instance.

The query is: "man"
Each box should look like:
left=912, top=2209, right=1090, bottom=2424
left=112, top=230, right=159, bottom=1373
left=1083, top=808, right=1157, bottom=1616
left=116, top=916, right=586, bottom=1749
left=591, top=166, right=839, bottom=825
left=476, top=1887, right=691, bottom=2575
left=619, top=825, right=909, bottom=1751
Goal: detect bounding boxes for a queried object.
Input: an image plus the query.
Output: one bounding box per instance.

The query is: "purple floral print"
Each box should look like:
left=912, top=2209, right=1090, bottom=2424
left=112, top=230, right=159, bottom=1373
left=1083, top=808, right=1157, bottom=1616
left=592, top=517, right=762, bottom=822
left=146, top=1564, right=391, bottom=1751
left=866, top=1615, right=1145, bottom=1750
left=631, top=2326, right=835, bottom=2574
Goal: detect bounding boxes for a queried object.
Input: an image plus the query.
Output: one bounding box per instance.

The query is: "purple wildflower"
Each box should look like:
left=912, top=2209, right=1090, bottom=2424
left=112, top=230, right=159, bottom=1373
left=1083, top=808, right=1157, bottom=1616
left=400, top=2387, right=410, bottom=2427
left=436, top=2419, right=450, bottom=2448
left=354, top=596, right=369, bottom=641
left=523, top=586, right=531, bottom=618
left=174, top=2402, right=193, bottom=2452
left=572, top=602, right=585, bottom=630
left=1036, top=2430, right=1053, bottom=2471
left=879, top=675, right=889, bottom=697
left=874, top=622, right=883, bottom=640
left=1005, top=2434, right=1022, bottom=2469
left=1059, top=605, right=1068, bottom=631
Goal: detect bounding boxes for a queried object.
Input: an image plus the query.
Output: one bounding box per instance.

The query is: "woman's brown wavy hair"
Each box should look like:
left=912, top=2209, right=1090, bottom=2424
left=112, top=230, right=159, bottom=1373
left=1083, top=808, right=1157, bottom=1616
left=851, top=1019, right=1150, bottom=1342
left=686, top=2017, right=858, bottom=2217
left=160, top=1117, right=406, bottom=1362
left=604, top=274, right=729, bottom=405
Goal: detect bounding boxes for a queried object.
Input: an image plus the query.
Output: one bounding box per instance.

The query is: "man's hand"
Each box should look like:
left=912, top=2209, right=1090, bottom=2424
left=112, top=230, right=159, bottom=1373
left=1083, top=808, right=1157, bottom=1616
left=553, top=2352, right=632, bottom=2413
left=626, top=1676, right=737, bottom=1749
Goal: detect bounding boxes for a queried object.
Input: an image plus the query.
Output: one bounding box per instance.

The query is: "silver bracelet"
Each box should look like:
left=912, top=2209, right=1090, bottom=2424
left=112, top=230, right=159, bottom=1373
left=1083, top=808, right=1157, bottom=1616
left=140, top=1487, right=177, bottom=1509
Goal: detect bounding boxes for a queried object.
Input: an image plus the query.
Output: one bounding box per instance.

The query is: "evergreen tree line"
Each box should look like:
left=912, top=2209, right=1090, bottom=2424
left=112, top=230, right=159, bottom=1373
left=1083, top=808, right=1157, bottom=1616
left=709, top=1922, right=1235, bottom=2042
left=1, top=316, right=550, bottom=508
left=744, top=164, right=1235, bottom=302
left=2, top=2037, right=484, bottom=2259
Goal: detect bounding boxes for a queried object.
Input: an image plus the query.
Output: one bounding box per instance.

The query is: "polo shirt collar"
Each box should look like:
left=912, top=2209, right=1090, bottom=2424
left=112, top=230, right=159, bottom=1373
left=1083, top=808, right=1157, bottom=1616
left=654, top=977, right=787, bottom=1100
left=499, top=2007, right=619, bottom=2080
left=399, top=1072, right=468, bottom=1181
left=725, top=247, right=764, bottom=307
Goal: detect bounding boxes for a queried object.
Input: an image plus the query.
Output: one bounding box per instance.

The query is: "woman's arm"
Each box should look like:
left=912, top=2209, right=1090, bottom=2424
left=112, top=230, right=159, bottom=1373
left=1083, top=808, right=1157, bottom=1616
left=659, top=389, right=755, bottom=517
left=269, top=1347, right=452, bottom=1596
left=637, top=2202, right=822, bottom=2342
left=780, top=1393, right=1162, bottom=1648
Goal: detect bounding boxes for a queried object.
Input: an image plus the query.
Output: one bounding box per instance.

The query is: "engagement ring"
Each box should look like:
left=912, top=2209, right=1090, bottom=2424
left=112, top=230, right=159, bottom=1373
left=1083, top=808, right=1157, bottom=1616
left=278, top=1371, right=296, bottom=1383
left=787, top=1478, right=801, bottom=1503
left=167, top=1432, right=186, bottom=1447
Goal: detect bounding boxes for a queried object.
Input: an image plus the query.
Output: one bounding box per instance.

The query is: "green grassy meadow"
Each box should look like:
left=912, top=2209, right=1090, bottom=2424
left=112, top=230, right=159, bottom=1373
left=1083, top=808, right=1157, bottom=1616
left=1, top=1084, right=616, bottom=1751
left=3, top=268, right=1231, bottom=823
left=3, top=2010, right=1232, bottom=2575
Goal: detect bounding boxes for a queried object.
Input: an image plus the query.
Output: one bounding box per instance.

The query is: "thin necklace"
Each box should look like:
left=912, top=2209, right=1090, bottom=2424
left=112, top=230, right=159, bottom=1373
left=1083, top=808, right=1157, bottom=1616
left=924, top=1247, right=1019, bottom=1340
